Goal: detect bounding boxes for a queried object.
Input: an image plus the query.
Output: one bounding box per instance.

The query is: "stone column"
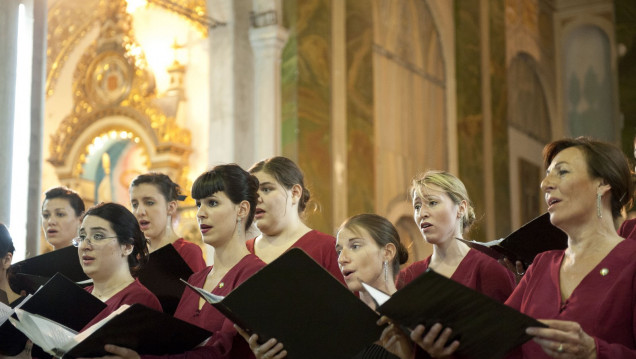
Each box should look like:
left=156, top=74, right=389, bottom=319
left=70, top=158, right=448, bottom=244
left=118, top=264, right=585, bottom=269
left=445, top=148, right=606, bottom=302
left=26, top=0, right=47, bottom=256
left=208, top=0, right=235, bottom=165
left=249, top=22, right=288, bottom=161
left=0, top=0, right=20, bottom=225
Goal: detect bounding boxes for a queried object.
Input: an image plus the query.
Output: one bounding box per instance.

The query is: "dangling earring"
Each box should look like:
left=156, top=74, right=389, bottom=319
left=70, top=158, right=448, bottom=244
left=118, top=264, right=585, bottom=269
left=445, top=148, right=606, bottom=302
left=383, top=260, right=388, bottom=283
left=597, top=193, right=602, bottom=219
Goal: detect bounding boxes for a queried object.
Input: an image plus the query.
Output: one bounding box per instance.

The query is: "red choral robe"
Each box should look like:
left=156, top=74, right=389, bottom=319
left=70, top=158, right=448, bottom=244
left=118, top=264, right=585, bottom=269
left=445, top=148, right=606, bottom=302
left=142, top=254, right=266, bottom=359
left=505, top=239, right=636, bottom=358
left=396, top=249, right=515, bottom=303
left=82, top=279, right=162, bottom=331
left=246, top=230, right=346, bottom=285
left=618, top=218, right=636, bottom=240
left=172, top=238, right=207, bottom=272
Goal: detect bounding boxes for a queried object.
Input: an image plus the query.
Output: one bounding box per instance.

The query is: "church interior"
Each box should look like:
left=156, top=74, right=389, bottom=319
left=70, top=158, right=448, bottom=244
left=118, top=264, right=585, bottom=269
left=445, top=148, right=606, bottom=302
left=1, top=0, right=635, bottom=265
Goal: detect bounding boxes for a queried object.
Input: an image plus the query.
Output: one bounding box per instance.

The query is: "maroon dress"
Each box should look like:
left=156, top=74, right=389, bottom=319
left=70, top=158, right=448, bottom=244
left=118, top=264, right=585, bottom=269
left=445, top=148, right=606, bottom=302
left=172, top=238, right=207, bottom=272
left=82, top=279, right=162, bottom=331
left=142, top=254, right=266, bottom=359
left=396, top=249, right=515, bottom=303
left=505, top=239, right=636, bottom=358
left=618, top=218, right=636, bottom=240
left=246, top=230, right=345, bottom=285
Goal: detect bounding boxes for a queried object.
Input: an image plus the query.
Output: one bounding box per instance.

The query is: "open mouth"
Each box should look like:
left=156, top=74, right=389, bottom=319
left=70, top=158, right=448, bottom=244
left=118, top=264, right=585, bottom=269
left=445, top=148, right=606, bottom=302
left=139, top=220, right=150, bottom=230
left=547, top=198, right=561, bottom=209
left=47, top=229, right=58, bottom=235
left=342, top=269, right=355, bottom=279
left=420, top=223, right=432, bottom=230
left=81, top=255, right=95, bottom=265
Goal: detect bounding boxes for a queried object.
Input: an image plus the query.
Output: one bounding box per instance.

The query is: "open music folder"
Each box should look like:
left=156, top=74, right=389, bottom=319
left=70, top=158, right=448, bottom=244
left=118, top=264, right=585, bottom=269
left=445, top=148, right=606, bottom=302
left=9, top=246, right=90, bottom=294
left=138, top=244, right=193, bottom=315
left=457, top=212, right=567, bottom=267
left=362, top=269, right=546, bottom=359
left=182, top=248, right=383, bottom=359
left=0, top=273, right=106, bottom=356
left=12, top=303, right=211, bottom=358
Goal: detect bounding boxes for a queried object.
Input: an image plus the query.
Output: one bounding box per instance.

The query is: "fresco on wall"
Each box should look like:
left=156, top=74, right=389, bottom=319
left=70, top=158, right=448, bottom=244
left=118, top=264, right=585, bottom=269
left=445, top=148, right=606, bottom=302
left=82, top=139, right=148, bottom=204
left=564, top=25, right=615, bottom=141
left=508, top=53, right=551, bottom=142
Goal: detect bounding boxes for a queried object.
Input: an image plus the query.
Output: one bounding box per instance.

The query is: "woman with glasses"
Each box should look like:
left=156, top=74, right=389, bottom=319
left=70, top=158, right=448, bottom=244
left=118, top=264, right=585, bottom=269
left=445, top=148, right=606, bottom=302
left=97, top=164, right=266, bottom=359
left=76, top=202, right=161, bottom=330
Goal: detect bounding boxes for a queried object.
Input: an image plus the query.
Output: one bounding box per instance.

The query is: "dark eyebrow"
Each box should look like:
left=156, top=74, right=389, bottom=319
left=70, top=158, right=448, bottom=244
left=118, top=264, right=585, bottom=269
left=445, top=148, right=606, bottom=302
left=547, top=161, right=568, bottom=173
left=259, top=182, right=275, bottom=186
left=335, top=237, right=363, bottom=249
left=80, top=226, right=109, bottom=233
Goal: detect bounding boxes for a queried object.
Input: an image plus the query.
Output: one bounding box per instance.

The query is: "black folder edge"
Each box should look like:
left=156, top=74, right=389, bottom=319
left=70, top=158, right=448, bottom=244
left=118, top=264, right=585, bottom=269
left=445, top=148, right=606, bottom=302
left=9, top=246, right=89, bottom=294
left=458, top=212, right=567, bottom=266
left=1, top=273, right=106, bottom=357
left=64, top=304, right=211, bottom=358
left=137, top=244, right=194, bottom=316
left=20, top=273, right=107, bottom=332
left=184, top=248, right=384, bottom=359
left=378, top=269, right=546, bottom=359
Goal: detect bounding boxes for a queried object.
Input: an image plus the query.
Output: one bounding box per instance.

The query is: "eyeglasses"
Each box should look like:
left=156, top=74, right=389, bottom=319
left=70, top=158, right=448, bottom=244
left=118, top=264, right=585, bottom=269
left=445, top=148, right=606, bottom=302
left=72, top=233, right=119, bottom=247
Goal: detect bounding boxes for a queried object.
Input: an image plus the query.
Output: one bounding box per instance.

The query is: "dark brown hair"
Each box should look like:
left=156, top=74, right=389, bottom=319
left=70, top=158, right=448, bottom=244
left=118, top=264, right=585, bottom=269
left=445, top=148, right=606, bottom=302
left=338, top=214, right=408, bottom=277
left=43, top=186, right=85, bottom=217
left=191, top=164, right=259, bottom=230
left=130, top=172, right=182, bottom=202
left=82, top=202, right=149, bottom=275
left=543, top=137, right=633, bottom=219
left=0, top=223, right=14, bottom=258
left=249, top=156, right=311, bottom=214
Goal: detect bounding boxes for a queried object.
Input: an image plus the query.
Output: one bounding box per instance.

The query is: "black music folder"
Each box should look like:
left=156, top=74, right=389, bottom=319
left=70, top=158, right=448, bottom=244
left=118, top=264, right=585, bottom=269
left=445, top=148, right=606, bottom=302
left=12, top=303, right=211, bottom=358
left=138, top=244, right=194, bottom=315
left=9, top=246, right=90, bottom=294
left=457, top=212, right=567, bottom=267
left=363, top=269, right=546, bottom=359
left=182, top=248, right=383, bottom=359
left=0, top=273, right=106, bottom=355
left=0, top=290, right=8, bottom=306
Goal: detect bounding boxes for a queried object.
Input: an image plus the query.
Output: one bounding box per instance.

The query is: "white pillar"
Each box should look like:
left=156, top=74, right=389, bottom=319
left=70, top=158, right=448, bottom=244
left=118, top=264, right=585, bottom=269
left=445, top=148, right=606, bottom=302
left=25, top=0, right=46, bottom=256
left=207, top=0, right=235, bottom=165
left=0, top=0, right=20, bottom=225
left=249, top=23, right=288, bottom=161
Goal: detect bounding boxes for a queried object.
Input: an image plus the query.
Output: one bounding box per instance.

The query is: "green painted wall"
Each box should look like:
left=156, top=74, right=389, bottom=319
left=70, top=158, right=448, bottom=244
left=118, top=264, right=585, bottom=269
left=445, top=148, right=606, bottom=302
left=282, top=0, right=334, bottom=232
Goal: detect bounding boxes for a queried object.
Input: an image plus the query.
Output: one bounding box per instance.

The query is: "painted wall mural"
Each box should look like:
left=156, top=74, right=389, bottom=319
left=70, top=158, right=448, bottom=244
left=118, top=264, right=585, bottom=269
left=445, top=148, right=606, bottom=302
left=564, top=25, right=616, bottom=141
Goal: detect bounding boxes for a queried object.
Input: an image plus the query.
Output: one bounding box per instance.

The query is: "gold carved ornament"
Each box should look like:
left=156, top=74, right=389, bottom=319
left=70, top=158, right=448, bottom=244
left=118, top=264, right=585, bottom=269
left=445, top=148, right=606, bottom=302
left=48, top=1, right=191, bottom=182
left=46, top=0, right=211, bottom=98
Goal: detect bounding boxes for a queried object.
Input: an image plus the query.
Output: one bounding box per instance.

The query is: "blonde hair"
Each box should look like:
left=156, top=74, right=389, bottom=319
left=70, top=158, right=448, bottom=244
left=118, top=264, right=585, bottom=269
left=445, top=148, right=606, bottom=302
left=411, top=170, right=476, bottom=233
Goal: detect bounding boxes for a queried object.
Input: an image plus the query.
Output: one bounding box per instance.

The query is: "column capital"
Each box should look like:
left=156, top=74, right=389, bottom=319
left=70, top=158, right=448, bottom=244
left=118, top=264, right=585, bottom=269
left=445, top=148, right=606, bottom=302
left=249, top=24, right=289, bottom=52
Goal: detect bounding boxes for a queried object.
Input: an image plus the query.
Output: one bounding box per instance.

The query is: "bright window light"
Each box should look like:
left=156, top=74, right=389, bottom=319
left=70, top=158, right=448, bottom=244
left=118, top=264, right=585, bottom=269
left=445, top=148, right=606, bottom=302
left=10, top=3, right=33, bottom=262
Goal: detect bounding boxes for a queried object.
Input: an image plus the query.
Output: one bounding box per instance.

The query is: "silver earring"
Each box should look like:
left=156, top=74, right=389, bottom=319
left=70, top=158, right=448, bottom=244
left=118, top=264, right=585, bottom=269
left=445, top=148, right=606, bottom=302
left=383, top=260, right=388, bottom=282
left=597, top=193, right=602, bottom=219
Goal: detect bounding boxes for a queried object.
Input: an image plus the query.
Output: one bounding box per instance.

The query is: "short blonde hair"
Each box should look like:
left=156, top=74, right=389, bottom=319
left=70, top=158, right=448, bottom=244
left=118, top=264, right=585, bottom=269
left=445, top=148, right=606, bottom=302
left=411, top=170, right=476, bottom=232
